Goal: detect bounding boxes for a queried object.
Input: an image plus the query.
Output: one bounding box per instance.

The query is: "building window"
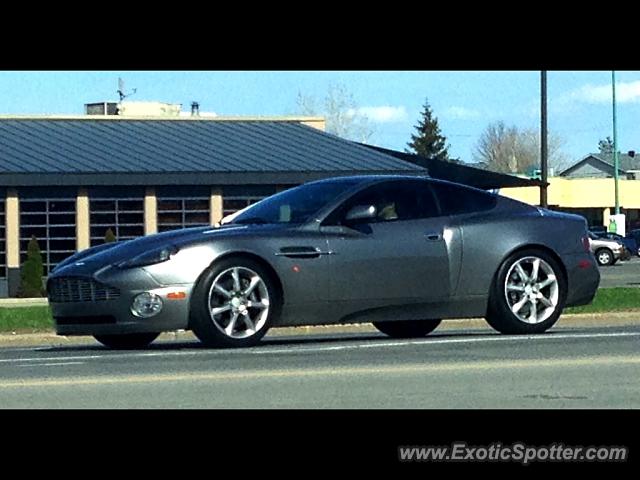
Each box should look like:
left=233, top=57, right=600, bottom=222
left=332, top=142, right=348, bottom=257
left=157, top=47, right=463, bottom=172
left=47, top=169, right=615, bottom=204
left=90, top=198, right=144, bottom=246
left=0, top=199, right=5, bottom=278
left=19, top=199, right=76, bottom=275
left=157, top=198, right=210, bottom=232
left=222, top=196, right=266, bottom=217
left=626, top=208, right=640, bottom=230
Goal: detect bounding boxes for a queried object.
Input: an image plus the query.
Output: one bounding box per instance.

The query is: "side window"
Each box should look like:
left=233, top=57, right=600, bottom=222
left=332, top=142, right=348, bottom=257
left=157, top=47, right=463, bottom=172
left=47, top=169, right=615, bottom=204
left=324, top=180, right=440, bottom=225
left=430, top=181, right=497, bottom=216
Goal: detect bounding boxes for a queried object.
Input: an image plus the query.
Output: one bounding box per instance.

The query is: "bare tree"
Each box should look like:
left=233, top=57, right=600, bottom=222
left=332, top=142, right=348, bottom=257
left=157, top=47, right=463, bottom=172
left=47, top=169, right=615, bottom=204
left=518, top=128, right=571, bottom=174
left=473, top=122, right=523, bottom=173
left=474, top=122, right=569, bottom=174
left=295, top=84, right=375, bottom=143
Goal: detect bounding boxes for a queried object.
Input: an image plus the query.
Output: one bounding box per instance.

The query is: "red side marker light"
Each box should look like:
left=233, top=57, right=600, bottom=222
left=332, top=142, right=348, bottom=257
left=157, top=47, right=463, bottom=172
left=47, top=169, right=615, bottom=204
left=578, top=259, right=591, bottom=269
left=292, top=265, right=301, bottom=273
left=167, top=291, right=187, bottom=300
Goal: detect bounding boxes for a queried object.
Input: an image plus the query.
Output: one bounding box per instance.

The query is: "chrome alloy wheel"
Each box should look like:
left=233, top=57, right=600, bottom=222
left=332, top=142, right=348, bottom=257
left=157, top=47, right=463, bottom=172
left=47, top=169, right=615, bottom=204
left=207, top=267, right=270, bottom=339
left=504, top=256, right=559, bottom=324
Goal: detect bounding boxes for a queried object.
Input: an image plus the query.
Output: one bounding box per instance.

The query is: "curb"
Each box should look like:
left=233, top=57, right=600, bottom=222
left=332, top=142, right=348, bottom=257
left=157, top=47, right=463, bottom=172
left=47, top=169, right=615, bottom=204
left=0, top=298, right=48, bottom=308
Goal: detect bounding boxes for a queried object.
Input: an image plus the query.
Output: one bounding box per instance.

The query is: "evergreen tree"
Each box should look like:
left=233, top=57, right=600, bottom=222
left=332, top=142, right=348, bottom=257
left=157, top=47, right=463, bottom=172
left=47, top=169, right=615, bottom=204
left=598, top=137, right=615, bottom=155
left=406, top=99, right=450, bottom=162
left=104, top=228, right=116, bottom=243
left=19, top=236, right=44, bottom=298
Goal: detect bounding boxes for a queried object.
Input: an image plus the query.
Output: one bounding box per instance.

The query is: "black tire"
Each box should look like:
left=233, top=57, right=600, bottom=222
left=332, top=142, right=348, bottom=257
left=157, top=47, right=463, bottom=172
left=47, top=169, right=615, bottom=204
left=373, top=319, right=442, bottom=338
left=190, top=257, right=281, bottom=348
left=485, top=249, right=567, bottom=335
left=595, top=248, right=614, bottom=266
left=94, top=332, right=160, bottom=350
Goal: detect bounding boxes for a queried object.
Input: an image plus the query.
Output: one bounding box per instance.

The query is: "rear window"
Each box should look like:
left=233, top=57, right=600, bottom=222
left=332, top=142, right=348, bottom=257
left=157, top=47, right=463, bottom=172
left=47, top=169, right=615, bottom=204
left=430, top=181, right=497, bottom=216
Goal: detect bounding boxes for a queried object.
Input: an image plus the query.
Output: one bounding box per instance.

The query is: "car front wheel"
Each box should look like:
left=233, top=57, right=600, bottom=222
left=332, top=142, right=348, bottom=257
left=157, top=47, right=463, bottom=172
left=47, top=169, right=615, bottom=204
left=485, top=249, right=566, bottom=334
left=595, top=248, right=614, bottom=266
left=190, top=257, right=281, bottom=348
left=373, top=319, right=442, bottom=338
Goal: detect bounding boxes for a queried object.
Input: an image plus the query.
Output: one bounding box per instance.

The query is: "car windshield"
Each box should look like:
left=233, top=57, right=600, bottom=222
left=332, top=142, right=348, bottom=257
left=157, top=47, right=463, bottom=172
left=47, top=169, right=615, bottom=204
left=232, top=180, right=361, bottom=225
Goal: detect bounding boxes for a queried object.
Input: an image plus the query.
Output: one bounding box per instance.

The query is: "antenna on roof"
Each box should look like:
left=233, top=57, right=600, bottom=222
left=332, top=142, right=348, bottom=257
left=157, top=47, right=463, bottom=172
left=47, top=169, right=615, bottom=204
left=117, top=77, right=137, bottom=102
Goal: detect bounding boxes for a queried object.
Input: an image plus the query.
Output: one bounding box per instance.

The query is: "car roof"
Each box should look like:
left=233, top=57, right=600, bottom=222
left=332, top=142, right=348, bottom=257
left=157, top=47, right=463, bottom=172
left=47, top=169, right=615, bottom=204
left=306, top=174, right=492, bottom=193
left=307, top=174, right=428, bottom=185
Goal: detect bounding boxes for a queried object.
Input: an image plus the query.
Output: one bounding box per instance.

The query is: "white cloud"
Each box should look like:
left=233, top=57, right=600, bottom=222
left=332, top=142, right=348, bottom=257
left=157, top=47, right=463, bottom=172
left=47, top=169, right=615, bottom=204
left=442, top=106, right=481, bottom=120
left=567, top=80, right=640, bottom=104
left=347, top=105, right=408, bottom=123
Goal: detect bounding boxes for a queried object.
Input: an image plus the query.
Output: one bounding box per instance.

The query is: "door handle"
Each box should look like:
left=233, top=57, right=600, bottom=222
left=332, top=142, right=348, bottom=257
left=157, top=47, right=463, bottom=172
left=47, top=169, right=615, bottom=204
left=425, top=233, right=442, bottom=241
left=275, top=247, right=335, bottom=259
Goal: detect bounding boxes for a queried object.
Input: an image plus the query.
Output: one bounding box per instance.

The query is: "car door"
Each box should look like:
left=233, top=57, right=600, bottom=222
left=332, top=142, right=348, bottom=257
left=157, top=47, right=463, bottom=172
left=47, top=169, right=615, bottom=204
left=321, top=180, right=453, bottom=312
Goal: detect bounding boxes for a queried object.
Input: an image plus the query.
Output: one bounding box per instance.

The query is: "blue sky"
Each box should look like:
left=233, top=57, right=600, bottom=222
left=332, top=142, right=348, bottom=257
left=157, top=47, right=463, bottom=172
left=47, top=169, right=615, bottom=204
left=2, top=71, right=639, bottom=166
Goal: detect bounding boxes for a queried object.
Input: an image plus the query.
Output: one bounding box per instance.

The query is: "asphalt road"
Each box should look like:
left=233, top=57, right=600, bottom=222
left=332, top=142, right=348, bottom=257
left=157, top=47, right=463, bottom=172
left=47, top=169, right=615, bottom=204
left=0, top=320, right=639, bottom=408
left=599, top=256, right=640, bottom=288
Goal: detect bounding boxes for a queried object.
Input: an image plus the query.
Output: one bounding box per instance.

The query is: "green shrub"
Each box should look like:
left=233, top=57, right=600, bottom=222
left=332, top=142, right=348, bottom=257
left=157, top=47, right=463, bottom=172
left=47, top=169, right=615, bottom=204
left=18, top=236, right=45, bottom=298
left=105, top=228, right=117, bottom=243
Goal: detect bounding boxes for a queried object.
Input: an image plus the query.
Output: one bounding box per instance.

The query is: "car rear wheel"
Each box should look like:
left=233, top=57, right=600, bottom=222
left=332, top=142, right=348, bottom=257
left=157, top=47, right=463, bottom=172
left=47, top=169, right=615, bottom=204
left=373, top=319, right=442, bottom=338
left=485, top=249, right=566, bottom=334
left=190, top=257, right=281, bottom=348
left=595, top=248, right=614, bottom=266
left=94, top=332, right=160, bottom=349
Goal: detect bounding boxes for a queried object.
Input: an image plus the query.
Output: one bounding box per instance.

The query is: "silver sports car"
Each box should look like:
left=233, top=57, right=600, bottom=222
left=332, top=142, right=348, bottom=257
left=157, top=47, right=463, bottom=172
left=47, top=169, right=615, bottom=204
left=47, top=175, right=600, bottom=349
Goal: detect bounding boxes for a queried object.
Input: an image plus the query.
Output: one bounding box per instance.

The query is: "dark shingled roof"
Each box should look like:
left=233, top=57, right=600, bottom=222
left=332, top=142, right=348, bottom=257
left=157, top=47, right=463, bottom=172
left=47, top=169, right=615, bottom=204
left=360, top=144, right=542, bottom=190
left=0, top=117, right=540, bottom=189
left=0, top=118, right=423, bottom=186
left=587, top=153, right=639, bottom=172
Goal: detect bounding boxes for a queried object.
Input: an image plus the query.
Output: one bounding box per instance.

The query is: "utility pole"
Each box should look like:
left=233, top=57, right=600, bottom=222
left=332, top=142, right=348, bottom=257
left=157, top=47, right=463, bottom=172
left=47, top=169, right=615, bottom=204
left=540, top=71, right=548, bottom=208
left=612, top=71, right=620, bottom=215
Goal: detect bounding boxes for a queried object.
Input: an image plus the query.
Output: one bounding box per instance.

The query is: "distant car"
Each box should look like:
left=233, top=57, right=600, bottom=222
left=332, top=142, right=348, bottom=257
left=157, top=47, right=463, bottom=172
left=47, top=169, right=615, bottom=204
left=46, top=176, right=600, bottom=349
left=588, top=231, right=625, bottom=266
left=627, top=229, right=640, bottom=256
left=589, top=225, right=607, bottom=235
left=596, top=232, right=638, bottom=258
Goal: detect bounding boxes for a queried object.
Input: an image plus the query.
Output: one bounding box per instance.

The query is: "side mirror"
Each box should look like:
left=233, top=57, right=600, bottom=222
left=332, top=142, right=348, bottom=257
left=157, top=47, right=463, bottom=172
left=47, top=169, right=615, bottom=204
left=345, top=204, right=377, bottom=222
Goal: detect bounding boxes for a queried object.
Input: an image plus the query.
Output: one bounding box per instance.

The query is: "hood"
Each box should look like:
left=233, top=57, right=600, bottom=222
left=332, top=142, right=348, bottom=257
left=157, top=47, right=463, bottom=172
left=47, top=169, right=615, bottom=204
left=51, top=223, right=293, bottom=277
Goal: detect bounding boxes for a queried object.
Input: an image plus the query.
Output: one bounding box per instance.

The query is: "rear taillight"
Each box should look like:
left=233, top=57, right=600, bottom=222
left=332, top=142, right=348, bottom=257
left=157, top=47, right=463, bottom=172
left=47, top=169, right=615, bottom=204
left=581, top=235, right=591, bottom=252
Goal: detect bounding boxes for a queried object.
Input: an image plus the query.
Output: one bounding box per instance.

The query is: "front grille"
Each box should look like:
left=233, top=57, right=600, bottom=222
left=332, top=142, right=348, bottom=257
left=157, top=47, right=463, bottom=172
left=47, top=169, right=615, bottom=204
left=48, top=277, right=121, bottom=303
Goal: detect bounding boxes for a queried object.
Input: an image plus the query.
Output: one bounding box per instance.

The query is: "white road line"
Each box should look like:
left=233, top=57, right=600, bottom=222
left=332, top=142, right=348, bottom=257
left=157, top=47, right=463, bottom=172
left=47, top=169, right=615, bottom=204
left=0, top=354, right=109, bottom=364
left=254, top=331, right=640, bottom=354
left=0, top=352, right=168, bottom=364
left=0, top=331, right=638, bottom=365
left=17, top=361, right=85, bottom=367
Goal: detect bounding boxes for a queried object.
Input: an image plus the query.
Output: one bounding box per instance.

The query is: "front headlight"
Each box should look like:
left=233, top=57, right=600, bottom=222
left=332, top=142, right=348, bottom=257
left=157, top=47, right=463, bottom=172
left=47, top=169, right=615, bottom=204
left=117, top=245, right=179, bottom=269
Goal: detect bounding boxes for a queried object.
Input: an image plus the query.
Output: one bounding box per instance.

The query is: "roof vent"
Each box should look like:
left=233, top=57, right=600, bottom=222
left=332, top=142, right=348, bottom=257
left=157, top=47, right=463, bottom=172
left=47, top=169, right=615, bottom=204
left=85, top=102, right=119, bottom=115
left=191, top=102, right=200, bottom=116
